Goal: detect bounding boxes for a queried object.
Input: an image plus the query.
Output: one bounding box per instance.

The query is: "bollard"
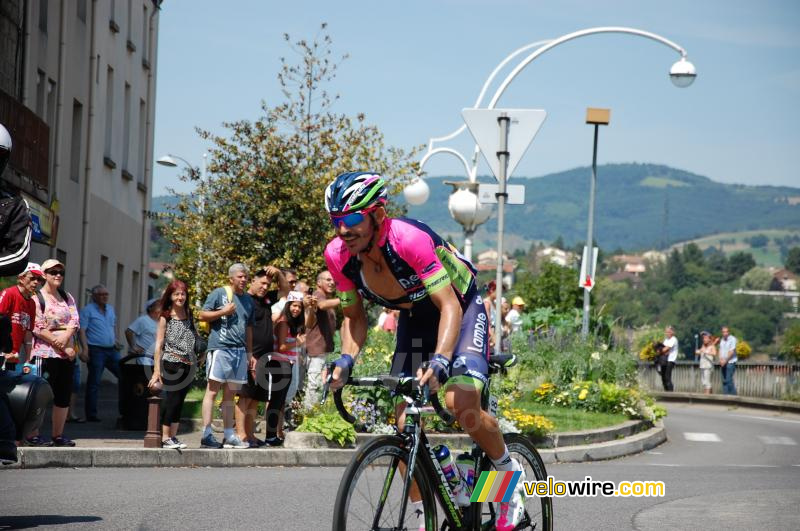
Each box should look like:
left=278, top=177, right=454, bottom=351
left=143, top=395, right=162, bottom=448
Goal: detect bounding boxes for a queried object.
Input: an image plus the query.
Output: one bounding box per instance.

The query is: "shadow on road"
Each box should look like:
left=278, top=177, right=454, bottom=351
left=0, top=515, right=102, bottom=529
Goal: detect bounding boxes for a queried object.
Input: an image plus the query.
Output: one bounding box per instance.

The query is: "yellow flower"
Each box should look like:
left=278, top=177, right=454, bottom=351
left=578, top=389, right=588, bottom=400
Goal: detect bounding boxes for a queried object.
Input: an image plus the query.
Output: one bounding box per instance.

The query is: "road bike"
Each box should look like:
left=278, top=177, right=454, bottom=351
left=324, top=355, right=553, bottom=530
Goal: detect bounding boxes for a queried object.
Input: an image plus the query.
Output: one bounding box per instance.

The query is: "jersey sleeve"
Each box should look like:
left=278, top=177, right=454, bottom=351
left=324, top=240, right=359, bottom=308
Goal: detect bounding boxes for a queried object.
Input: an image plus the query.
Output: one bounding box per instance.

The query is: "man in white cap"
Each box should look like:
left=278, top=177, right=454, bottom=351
left=0, top=263, right=44, bottom=371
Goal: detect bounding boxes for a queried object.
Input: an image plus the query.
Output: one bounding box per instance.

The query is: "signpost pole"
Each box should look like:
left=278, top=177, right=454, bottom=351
left=494, top=114, right=510, bottom=355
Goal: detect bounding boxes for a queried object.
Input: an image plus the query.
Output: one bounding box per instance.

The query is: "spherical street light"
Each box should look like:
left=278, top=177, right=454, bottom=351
left=403, top=177, right=430, bottom=206
left=669, top=57, right=697, bottom=88
left=448, top=187, right=492, bottom=232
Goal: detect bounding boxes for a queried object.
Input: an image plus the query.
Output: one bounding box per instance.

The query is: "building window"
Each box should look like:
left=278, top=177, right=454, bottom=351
left=35, top=70, right=45, bottom=117
left=38, top=0, right=48, bottom=33
left=141, top=5, right=149, bottom=60
left=130, top=270, right=140, bottom=322
left=115, top=263, right=124, bottom=336
left=109, top=0, right=119, bottom=33
left=138, top=99, right=146, bottom=184
left=56, top=249, right=67, bottom=268
left=77, top=0, right=87, bottom=23
left=104, top=67, right=114, bottom=164
left=70, top=100, right=83, bottom=182
left=100, top=255, right=109, bottom=286
left=122, top=83, right=131, bottom=175
left=46, top=79, right=56, bottom=126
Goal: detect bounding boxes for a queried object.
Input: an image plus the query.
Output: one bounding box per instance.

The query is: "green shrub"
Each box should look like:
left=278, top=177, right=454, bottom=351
left=297, top=411, right=357, bottom=446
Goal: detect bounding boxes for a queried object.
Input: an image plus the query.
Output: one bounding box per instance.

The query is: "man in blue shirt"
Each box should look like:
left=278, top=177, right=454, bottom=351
left=198, top=263, right=254, bottom=449
left=718, top=326, right=738, bottom=395
left=79, top=285, right=120, bottom=422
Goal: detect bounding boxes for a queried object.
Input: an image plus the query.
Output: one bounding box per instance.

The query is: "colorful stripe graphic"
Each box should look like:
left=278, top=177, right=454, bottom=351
left=470, top=471, right=522, bottom=503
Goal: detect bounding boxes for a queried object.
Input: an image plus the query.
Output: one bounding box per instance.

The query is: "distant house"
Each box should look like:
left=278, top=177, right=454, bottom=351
left=610, top=254, right=647, bottom=275
left=771, top=269, right=798, bottom=291
left=475, top=250, right=517, bottom=287
left=536, top=247, right=576, bottom=267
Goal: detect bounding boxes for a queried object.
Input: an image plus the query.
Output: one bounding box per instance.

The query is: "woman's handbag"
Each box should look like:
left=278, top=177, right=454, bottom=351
left=189, top=313, right=207, bottom=356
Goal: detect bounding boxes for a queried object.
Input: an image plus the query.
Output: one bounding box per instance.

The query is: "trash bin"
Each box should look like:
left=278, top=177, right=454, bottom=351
left=118, top=354, right=149, bottom=430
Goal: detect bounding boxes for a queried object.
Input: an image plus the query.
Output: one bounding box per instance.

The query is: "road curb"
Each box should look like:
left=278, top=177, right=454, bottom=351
left=5, top=420, right=665, bottom=469
left=652, top=392, right=800, bottom=413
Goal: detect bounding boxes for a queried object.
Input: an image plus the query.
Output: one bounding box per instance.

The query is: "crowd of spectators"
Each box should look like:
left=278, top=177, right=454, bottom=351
left=1, top=258, right=527, bottom=449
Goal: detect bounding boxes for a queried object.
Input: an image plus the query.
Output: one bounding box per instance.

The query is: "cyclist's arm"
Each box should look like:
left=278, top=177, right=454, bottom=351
left=429, top=286, right=462, bottom=359
left=340, top=301, right=367, bottom=357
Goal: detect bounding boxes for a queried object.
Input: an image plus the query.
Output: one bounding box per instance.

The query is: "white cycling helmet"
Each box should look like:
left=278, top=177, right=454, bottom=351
left=0, top=123, right=11, bottom=176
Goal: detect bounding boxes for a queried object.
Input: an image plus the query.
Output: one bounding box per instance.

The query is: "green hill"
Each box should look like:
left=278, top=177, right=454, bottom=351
left=150, top=163, right=800, bottom=254
left=404, top=163, right=800, bottom=252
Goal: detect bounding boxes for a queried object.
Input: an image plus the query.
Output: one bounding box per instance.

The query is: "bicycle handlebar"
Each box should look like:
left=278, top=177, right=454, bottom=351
left=321, top=362, right=456, bottom=427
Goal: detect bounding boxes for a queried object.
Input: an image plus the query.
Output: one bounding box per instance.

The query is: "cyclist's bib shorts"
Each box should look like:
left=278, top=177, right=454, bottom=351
left=391, top=293, right=490, bottom=390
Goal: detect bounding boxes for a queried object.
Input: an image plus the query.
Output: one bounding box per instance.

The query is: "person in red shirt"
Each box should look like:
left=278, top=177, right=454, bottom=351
left=0, top=263, right=43, bottom=371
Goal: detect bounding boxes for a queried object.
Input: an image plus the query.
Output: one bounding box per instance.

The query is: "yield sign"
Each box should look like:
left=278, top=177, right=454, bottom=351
left=461, top=108, right=547, bottom=181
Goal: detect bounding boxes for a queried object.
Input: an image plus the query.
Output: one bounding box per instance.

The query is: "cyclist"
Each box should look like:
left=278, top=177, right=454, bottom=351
left=323, top=171, right=525, bottom=530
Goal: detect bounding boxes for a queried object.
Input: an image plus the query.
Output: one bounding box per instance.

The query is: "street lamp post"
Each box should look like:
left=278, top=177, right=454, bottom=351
left=156, top=152, right=207, bottom=307
left=581, top=108, right=610, bottom=337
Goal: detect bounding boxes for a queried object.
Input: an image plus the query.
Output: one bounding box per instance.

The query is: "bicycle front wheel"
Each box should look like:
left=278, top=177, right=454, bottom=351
left=332, top=435, right=438, bottom=531
left=472, top=433, right=553, bottom=531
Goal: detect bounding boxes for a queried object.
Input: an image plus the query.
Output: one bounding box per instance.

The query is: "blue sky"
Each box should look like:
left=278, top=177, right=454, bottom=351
left=152, top=0, right=799, bottom=196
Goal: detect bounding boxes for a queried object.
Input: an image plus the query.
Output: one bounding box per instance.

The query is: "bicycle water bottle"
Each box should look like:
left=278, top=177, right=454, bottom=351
left=456, top=453, right=475, bottom=490
left=434, top=445, right=469, bottom=505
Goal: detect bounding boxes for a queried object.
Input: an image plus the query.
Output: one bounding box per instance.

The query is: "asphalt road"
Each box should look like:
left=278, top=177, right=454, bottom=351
left=1, top=403, right=798, bottom=530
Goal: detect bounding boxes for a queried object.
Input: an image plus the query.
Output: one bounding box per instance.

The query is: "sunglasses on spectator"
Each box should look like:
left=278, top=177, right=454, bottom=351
left=330, top=206, right=378, bottom=229
left=46, top=269, right=65, bottom=276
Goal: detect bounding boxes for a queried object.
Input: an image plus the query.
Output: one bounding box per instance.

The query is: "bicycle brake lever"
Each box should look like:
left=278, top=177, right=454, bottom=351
left=320, top=362, right=335, bottom=405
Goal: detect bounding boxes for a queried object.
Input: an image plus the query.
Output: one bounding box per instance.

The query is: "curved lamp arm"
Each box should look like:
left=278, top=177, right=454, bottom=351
left=418, top=148, right=475, bottom=180
left=424, top=39, right=553, bottom=151
left=488, top=26, right=690, bottom=109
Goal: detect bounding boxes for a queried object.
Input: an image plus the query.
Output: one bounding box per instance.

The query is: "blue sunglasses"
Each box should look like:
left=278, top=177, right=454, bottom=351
left=330, top=206, right=377, bottom=229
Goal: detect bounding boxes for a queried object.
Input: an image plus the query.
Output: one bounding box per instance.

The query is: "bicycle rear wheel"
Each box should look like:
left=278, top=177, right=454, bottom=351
left=471, top=433, right=553, bottom=531
left=332, top=435, right=438, bottom=531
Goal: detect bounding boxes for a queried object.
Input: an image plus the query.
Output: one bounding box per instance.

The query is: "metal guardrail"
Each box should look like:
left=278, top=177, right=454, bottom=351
left=638, top=361, right=800, bottom=399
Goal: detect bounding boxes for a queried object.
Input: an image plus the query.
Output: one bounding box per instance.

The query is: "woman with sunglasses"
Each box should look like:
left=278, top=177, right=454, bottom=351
left=30, top=259, right=81, bottom=446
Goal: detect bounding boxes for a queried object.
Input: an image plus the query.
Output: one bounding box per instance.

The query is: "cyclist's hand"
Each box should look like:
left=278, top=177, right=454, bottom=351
left=325, top=354, right=354, bottom=390
left=418, top=354, right=450, bottom=392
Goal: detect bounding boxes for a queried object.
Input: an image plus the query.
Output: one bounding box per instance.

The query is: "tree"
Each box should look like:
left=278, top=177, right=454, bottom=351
left=665, top=249, right=688, bottom=290
left=514, top=262, right=582, bottom=313
left=780, top=322, right=800, bottom=362
left=726, top=252, right=756, bottom=280
left=163, top=26, right=420, bottom=300
left=681, top=243, right=705, bottom=266
left=785, top=247, right=800, bottom=274
left=739, top=267, right=773, bottom=291
left=747, top=234, right=769, bottom=248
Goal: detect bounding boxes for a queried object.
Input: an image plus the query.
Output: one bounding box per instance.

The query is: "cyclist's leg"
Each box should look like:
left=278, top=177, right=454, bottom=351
left=445, top=293, right=506, bottom=460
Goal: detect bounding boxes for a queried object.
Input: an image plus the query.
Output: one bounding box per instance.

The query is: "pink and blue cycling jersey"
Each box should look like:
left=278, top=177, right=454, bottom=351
left=324, top=218, right=478, bottom=312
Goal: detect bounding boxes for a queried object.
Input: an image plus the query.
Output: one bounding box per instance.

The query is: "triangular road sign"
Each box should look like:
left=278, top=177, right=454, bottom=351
left=462, top=108, right=547, bottom=181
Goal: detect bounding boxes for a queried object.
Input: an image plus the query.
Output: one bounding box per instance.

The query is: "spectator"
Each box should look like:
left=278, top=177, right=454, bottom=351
left=198, top=263, right=254, bottom=449
left=303, top=270, right=339, bottom=410
left=483, top=280, right=497, bottom=324
left=506, top=296, right=525, bottom=334
left=149, top=280, right=196, bottom=449
left=265, top=291, right=308, bottom=446
left=281, top=282, right=316, bottom=429
left=659, top=326, right=679, bottom=392
left=78, top=284, right=121, bottom=422
left=28, top=259, right=81, bottom=446
left=718, top=326, right=738, bottom=395
left=696, top=331, right=716, bottom=394
left=0, top=263, right=42, bottom=373
left=235, top=266, right=283, bottom=447
left=125, top=298, right=160, bottom=365
left=271, top=269, right=299, bottom=323
left=376, top=307, right=391, bottom=330
left=382, top=309, right=399, bottom=334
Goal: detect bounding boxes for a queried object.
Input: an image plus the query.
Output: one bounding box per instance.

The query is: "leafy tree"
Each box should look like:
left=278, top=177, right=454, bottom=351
left=747, top=234, right=769, bottom=248
left=780, top=322, right=800, bottom=362
left=681, top=243, right=705, bottom=266
left=726, top=252, right=756, bottom=280
left=665, top=249, right=688, bottom=290
left=515, top=262, right=582, bottom=313
left=785, top=246, right=800, bottom=274
left=739, top=267, right=773, bottom=290
left=163, top=26, right=420, bottom=299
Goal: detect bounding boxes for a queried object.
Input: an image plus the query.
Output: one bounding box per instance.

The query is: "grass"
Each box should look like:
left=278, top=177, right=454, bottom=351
left=514, top=398, right=629, bottom=432
left=179, top=387, right=265, bottom=419
left=640, top=176, right=689, bottom=188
